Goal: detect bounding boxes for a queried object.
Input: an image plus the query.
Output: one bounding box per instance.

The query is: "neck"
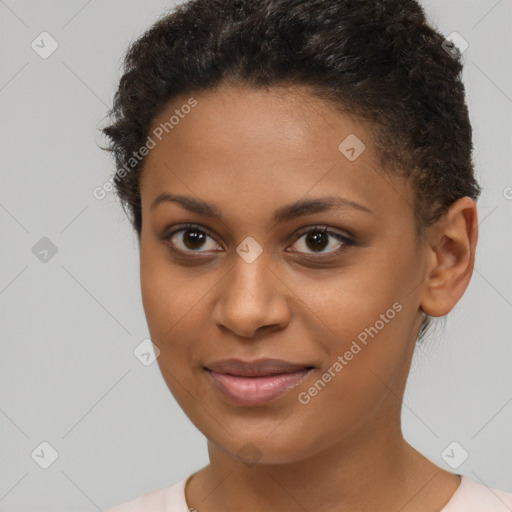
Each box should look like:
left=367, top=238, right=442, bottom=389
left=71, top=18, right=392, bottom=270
left=186, top=420, right=455, bottom=512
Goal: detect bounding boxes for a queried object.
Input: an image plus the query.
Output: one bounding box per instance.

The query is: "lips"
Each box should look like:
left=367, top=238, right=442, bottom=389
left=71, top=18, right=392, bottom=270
left=204, top=358, right=315, bottom=406
left=205, top=358, right=314, bottom=377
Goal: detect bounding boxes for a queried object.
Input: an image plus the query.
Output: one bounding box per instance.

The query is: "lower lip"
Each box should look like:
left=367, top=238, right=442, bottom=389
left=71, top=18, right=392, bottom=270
left=206, top=368, right=314, bottom=406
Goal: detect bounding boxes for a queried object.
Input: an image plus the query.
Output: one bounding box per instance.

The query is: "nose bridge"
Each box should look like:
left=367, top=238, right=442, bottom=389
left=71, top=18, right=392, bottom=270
left=232, top=245, right=270, bottom=296
left=228, top=245, right=274, bottom=310
left=214, top=242, right=289, bottom=337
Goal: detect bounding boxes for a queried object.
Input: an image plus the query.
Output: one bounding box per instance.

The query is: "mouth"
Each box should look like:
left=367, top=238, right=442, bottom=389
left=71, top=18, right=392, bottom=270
left=203, top=358, right=315, bottom=406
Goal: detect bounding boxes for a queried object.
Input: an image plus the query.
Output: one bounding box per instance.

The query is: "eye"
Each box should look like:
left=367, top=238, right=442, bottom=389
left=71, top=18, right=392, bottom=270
left=162, top=223, right=222, bottom=254
left=287, top=225, right=355, bottom=256
left=160, top=223, right=356, bottom=258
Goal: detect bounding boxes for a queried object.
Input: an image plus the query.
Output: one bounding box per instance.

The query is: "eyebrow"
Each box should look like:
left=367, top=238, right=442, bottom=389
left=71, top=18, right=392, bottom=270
left=150, top=193, right=373, bottom=222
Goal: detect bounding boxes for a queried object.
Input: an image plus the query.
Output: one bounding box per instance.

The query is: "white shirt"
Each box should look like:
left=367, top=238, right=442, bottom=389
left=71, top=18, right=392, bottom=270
left=105, top=473, right=512, bottom=512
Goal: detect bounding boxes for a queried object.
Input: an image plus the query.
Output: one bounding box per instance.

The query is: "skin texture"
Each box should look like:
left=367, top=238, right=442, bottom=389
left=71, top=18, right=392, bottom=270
left=138, top=84, right=478, bottom=512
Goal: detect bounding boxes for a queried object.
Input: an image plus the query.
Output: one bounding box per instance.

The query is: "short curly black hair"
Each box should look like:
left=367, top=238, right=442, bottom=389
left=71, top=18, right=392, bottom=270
left=100, top=0, right=481, bottom=342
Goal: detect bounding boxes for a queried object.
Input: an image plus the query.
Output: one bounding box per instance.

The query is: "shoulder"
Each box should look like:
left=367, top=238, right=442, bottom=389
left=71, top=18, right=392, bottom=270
left=105, top=476, right=189, bottom=512
left=441, top=475, right=512, bottom=512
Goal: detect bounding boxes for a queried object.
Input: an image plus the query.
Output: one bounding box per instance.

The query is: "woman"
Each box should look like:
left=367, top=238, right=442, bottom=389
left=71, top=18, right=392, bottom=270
left=101, top=0, right=512, bottom=510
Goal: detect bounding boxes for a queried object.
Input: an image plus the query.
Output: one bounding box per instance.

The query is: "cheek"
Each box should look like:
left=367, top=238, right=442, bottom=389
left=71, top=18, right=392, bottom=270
left=318, top=241, right=419, bottom=349
left=293, top=265, right=413, bottom=405
left=139, top=254, right=204, bottom=405
left=293, top=262, right=400, bottom=346
left=139, top=250, right=218, bottom=359
left=140, top=254, right=187, bottom=356
left=140, top=247, right=189, bottom=332
left=140, top=253, right=170, bottom=336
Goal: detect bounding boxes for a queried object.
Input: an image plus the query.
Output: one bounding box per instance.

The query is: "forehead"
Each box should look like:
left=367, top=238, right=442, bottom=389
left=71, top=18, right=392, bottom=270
left=139, top=85, right=413, bottom=222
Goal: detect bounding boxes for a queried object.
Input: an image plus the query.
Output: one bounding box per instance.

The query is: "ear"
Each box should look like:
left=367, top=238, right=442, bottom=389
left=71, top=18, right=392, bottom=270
left=419, top=196, right=478, bottom=318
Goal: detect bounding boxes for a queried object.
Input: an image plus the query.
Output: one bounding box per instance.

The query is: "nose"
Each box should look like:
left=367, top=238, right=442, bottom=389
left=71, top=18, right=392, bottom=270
left=213, top=253, right=291, bottom=339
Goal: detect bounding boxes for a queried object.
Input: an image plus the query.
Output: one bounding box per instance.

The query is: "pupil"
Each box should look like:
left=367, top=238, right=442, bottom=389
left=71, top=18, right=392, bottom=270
left=306, top=231, right=328, bottom=252
left=184, top=230, right=205, bottom=250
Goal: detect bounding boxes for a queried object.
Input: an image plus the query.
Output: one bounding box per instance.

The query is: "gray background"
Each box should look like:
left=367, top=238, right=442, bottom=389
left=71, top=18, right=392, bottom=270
left=0, top=0, right=511, bottom=510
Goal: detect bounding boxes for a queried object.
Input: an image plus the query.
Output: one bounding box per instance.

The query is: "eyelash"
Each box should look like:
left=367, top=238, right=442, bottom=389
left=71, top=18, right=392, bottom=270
left=160, top=223, right=356, bottom=259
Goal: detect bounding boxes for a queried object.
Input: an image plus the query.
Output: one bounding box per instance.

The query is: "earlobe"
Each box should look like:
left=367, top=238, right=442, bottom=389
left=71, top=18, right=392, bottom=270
left=419, top=197, right=478, bottom=318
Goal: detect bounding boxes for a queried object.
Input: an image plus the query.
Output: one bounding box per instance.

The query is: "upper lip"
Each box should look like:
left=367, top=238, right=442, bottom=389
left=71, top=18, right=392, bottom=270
left=204, top=358, right=315, bottom=377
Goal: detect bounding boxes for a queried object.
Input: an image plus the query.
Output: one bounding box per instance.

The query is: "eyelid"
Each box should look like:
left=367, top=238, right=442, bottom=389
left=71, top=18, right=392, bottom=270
left=286, top=225, right=356, bottom=257
left=291, top=224, right=354, bottom=243
left=162, top=223, right=223, bottom=250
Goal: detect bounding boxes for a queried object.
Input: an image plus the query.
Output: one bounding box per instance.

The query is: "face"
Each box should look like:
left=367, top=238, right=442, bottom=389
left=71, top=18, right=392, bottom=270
left=138, top=84, right=429, bottom=465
